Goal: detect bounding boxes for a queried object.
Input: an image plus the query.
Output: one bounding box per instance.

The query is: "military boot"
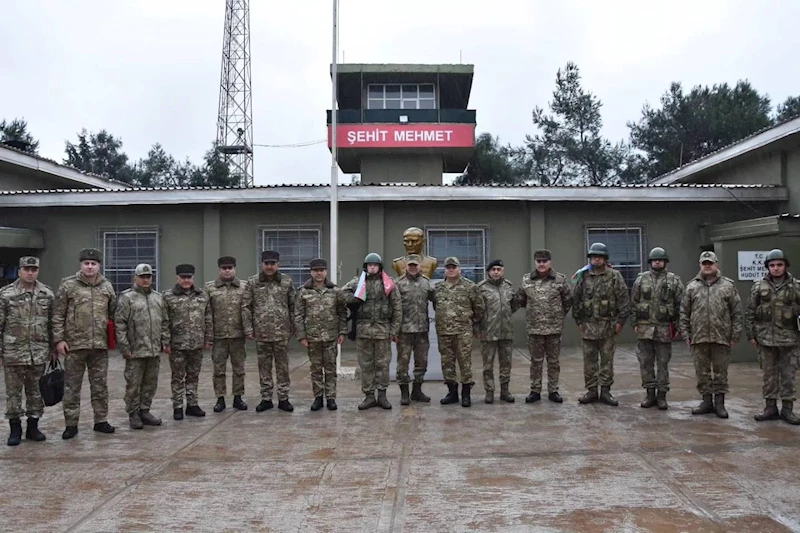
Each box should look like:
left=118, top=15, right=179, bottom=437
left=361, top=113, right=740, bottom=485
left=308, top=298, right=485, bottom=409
left=599, top=386, right=619, bottom=406
left=7, top=419, right=22, bottom=446
left=399, top=384, right=410, bottom=406
left=500, top=383, right=515, bottom=403
left=255, top=399, right=274, bottom=412
left=278, top=399, right=294, bottom=412
left=691, top=394, right=714, bottom=415
left=25, top=417, right=46, bottom=442
left=410, top=382, right=430, bottom=402
left=213, top=397, right=226, bottom=412
left=62, top=426, right=78, bottom=440
left=754, top=399, right=779, bottom=421
left=233, top=395, right=248, bottom=410
left=713, top=394, right=728, bottom=419
left=656, top=390, right=668, bottom=410
left=579, top=388, right=598, bottom=404
left=140, top=411, right=162, bottom=426
left=548, top=392, right=563, bottom=403
left=93, top=422, right=115, bottom=434
left=440, top=383, right=459, bottom=405
left=485, top=390, right=494, bottom=404
left=526, top=391, right=541, bottom=403
left=326, top=399, right=338, bottom=411
left=781, top=400, right=800, bottom=425
left=129, top=411, right=144, bottom=430
left=186, top=405, right=205, bottom=417
left=377, top=389, right=392, bottom=410
left=461, top=383, right=472, bottom=408
left=174, top=408, right=184, bottom=421
left=358, top=393, right=378, bottom=410
left=640, top=388, right=657, bottom=409
left=310, top=396, right=324, bottom=411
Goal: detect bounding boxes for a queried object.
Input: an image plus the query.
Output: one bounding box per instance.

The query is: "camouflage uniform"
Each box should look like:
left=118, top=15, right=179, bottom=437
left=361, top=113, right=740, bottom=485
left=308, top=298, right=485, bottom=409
left=163, top=285, right=212, bottom=408
left=631, top=269, right=684, bottom=392
left=395, top=271, right=433, bottom=384
left=517, top=270, right=572, bottom=394
left=343, top=274, right=402, bottom=394
left=294, top=279, right=347, bottom=399
left=53, top=272, right=116, bottom=426
left=745, top=274, right=800, bottom=401
left=205, top=278, right=247, bottom=397
left=477, top=277, right=520, bottom=392
left=433, top=277, right=484, bottom=384
left=0, top=279, right=54, bottom=420
left=572, top=268, right=630, bottom=391
left=116, top=285, right=170, bottom=414
left=680, top=272, right=742, bottom=395
left=243, top=272, right=295, bottom=401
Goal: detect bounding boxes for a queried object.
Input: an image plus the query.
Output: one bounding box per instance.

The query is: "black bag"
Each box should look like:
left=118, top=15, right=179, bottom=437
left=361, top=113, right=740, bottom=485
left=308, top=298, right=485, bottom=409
left=39, top=359, right=65, bottom=407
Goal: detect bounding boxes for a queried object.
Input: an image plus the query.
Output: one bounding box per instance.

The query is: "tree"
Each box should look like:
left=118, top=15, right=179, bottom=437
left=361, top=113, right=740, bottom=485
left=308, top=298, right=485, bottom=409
left=628, top=81, right=772, bottom=180
left=196, top=144, right=236, bottom=187
left=135, top=143, right=177, bottom=187
left=776, top=95, right=800, bottom=123
left=64, top=129, right=132, bottom=182
left=0, top=118, right=39, bottom=154
left=455, top=133, right=521, bottom=185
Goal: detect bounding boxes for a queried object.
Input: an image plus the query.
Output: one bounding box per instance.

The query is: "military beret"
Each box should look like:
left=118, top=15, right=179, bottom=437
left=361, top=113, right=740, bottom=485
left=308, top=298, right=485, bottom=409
left=309, top=258, right=327, bottom=270
left=486, top=259, right=504, bottom=271
left=176, top=264, right=195, bottom=275
left=444, top=256, right=460, bottom=267
left=405, top=254, right=422, bottom=265
left=262, top=250, right=280, bottom=262
left=534, top=249, right=552, bottom=261
left=19, top=256, right=40, bottom=268
left=218, top=256, right=236, bottom=267
left=79, top=248, right=103, bottom=263
left=135, top=263, right=153, bottom=276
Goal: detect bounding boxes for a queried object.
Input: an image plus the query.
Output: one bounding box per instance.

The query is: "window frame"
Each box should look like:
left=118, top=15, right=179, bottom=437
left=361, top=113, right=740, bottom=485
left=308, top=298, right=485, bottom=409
left=257, top=225, right=322, bottom=284
left=424, top=225, right=488, bottom=283
left=584, top=224, right=646, bottom=287
left=97, top=226, right=160, bottom=294
left=367, top=83, right=436, bottom=110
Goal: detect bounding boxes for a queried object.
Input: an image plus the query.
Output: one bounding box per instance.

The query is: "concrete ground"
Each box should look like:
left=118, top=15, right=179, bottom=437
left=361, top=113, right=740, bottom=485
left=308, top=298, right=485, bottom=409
left=1, top=342, right=799, bottom=533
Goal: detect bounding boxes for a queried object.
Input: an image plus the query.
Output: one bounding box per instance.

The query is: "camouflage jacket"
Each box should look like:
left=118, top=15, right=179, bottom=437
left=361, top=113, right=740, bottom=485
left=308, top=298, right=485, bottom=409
left=477, top=277, right=520, bottom=341
left=294, top=279, right=347, bottom=342
left=0, top=280, right=55, bottom=365
left=396, top=272, right=433, bottom=333
left=205, top=278, right=247, bottom=340
left=745, top=274, right=800, bottom=347
left=53, top=272, right=116, bottom=351
left=163, top=285, right=212, bottom=350
left=343, top=273, right=403, bottom=339
left=243, top=272, right=295, bottom=342
left=631, top=269, right=684, bottom=343
left=433, top=277, right=485, bottom=336
left=679, top=271, right=742, bottom=346
left=572, top=268, right=630, bottom=340
left=517, top=270, right=572, bottom=336
left=115, top=285, right=170, bottom=358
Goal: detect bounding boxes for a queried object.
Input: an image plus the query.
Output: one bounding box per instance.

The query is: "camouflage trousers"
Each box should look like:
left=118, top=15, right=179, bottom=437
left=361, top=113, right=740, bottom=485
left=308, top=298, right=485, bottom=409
left=308, top=341, right=337, bottom=399
left=439, top=333, right=473, bottom=385
left=63, top=349, right=109, bottom=426
left=170, top=349, right=203, bottom=408
left=582, top=337, right=616, bottom=390
left=758, top=345, right=798, bottom=401
left=4, top=364, right=45, bottom=420
left=692, top=343, right=730, bottom=395
left=124, top=357, right=161, bottom=414
left=256, top=341, right=290, bottom=401
left=528, top=334, right=561, bottom=394
left=481, top=340, right=512, bottom=392
left=211, top=338, right=246, bottom=397
left=637, top=340, right=672, bottom=392
left=356, top=338, right=391, bottom=394
left=396, top=332, right=429, bottom=384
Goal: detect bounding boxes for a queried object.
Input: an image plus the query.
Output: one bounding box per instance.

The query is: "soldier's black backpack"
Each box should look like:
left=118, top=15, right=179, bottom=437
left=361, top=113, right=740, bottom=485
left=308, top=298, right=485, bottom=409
left=39, top=359, right=65, bottom=406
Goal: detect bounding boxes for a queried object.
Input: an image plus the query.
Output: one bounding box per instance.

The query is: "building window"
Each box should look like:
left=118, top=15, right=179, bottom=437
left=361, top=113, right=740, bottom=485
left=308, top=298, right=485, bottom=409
left=585, top=225, right=644, bottom=287
left=259, top=226, right=321, bottom=283
left=425, top=227, right=487, bottom=282
left=99, top=227, right=159, bottom=294
left=368, top=84, right=436, bottom=110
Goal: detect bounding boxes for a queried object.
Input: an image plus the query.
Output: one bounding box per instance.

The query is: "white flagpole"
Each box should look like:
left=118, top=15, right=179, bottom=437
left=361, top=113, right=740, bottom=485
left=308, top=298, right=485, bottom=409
left=331, top=0, right=341, bottom=373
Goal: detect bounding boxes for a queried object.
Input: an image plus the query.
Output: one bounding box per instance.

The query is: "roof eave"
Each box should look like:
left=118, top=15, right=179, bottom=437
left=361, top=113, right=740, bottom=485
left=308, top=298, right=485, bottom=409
left=0, top=146, right=131, bottom=190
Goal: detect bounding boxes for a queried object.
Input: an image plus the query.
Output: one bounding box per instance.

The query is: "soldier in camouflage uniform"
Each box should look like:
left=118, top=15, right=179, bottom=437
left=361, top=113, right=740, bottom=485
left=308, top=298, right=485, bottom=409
left=243, top=250, right=296, bottom=413
left=573, top=243, right=630, bottom=406
left=680, top=251, right=742, bottom=419
left=116, top=264, right=170, bottom=430
left=395, top=254, right=434, bottom=405
left=0, top=257, right=53, bottom=445
left=343, top=253, right=402, bottom=411
left=745, top=249, right=800, bottom=425
left=163, top=264, right=213, bottom=421
left=433, top=256, right=485, bottom=408
left=294, top=258, right=347, bottom=412
left=206, top=256, right=248, bottom=412
left=517, top=249, right=572, bottom=404
left=54, top=248, right=117, bottom=439
left=630, top=247, right=684, bottom=410
left=477, top=259, right=520, bottom=404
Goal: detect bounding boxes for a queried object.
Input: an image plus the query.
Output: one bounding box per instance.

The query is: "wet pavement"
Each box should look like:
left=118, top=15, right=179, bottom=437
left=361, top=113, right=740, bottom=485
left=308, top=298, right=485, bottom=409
left=1, top=342, right=799, bottom=532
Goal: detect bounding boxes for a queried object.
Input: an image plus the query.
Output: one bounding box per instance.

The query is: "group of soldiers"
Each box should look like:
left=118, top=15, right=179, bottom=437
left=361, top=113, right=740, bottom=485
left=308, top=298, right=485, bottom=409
left=1, top=240, right=798, bottom=446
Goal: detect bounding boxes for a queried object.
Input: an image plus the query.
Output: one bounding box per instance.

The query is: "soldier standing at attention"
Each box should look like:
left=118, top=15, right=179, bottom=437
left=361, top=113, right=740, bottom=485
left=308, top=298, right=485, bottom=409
left=680, top=251, right=742, bottom=419
left=243, top=250, right=296, bottom=413
left=630, top=247, right=684, bottom=410
left=477, top=259, right=519, bottom=404
left=163, top=264, right=213, bottom=421
left=573, top=243, right=630, bottom=406
left=54, top=248, right=117, bottom=440
left=116, top=264, right=170, bottom=430
left=517, top=249, right=572, bottom=404
left=433, top=257, right=485, bottom=408
left=745, top=249, right=800, bottom=425
left=205, top=256, right=248, bottom=412
left=294, top=258, right=347, bottom=412
left=394, top=254, right=433, bottom=405
left=0, top=257, right=54, bottom=445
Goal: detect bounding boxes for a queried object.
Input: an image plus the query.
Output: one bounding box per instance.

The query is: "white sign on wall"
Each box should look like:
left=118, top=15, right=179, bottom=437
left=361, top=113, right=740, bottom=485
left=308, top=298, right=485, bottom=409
left=738, top=251, right=769, bottom=281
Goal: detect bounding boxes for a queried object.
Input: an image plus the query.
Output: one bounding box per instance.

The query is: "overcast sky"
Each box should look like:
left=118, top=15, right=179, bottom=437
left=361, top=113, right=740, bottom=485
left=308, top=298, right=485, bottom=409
left=2, top=0, right=799, bottom=185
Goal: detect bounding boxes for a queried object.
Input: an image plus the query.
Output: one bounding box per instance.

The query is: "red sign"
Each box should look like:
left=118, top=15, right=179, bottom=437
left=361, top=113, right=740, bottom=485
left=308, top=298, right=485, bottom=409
left=328, top=124, right=474, bottom=149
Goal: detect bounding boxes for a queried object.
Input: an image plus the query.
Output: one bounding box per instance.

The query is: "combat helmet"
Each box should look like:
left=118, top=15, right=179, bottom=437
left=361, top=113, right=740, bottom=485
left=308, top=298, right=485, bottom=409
left=363, top=253, right=383, bottom=269
left=648, top=247, right=669, bottom=263
left=587, top=242, right=609, bottom=258
left=764, top=249, right=789, bottom=268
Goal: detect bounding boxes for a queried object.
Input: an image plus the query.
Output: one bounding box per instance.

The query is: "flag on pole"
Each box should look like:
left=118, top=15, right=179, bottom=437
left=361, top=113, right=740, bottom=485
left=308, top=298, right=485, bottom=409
left=381, top=271, right=396, bottom=295
left=354, top=271, right=367, bottom=301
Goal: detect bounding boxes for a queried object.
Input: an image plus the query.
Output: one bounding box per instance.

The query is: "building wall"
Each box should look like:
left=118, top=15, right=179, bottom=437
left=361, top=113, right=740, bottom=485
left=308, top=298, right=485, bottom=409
left=0, top=164, right=93, bottom=190
left=360, top=154, right=443, bottom=185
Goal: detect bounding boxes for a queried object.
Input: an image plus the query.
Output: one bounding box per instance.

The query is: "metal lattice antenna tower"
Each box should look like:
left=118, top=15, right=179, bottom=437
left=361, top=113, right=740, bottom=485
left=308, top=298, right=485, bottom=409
left=216, top=0, right=253, bottom=187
